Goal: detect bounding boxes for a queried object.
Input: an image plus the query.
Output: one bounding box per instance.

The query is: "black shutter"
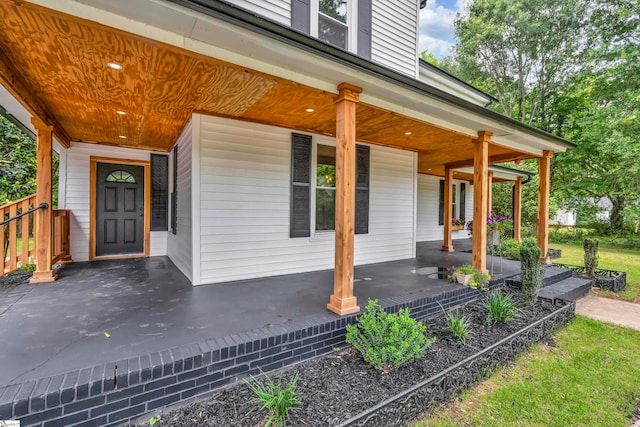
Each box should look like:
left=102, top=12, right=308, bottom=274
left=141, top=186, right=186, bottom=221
left=150, top=154, right=169, bottom=231
left=290, top=133, right=312, bottom=237
left=357, top=0, right=372, bottom=59
left=460, top=183, right=466, bottom=221
left=355, top=145, right=370, bottom=234
left=291, top=0, right=311, bottom=34
left=171, top=145, right=178, bottom=235
left=438, top=179, right=444, bottom=226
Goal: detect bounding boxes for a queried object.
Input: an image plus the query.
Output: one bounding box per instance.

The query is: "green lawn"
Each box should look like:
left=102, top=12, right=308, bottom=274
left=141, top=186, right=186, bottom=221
left=551, top=242, right=640, bottom=302
left=415, top=316, right=640, bottom=427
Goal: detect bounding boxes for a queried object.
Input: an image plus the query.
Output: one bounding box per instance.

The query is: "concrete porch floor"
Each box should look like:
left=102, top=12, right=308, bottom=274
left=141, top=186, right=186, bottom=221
left=0, top=239, right=520, bottom=387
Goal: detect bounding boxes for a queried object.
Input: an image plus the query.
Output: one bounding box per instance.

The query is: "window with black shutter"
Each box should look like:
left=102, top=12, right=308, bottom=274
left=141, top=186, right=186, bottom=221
left=150, top=154, right=169, bottom=231
left=290, top=134, right=369, bottom=237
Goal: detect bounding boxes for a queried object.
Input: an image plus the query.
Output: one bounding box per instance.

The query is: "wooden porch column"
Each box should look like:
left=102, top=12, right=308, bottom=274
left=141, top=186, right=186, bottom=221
left=513, top=176, right=523, bottom=242
left=537, top=150, right=553, bottom=263
left=327, top=83, right=362, bottom=316
left=472, top=131, right=491, bottom=273
left=441, top=167, right=454, bottom=252
left=30, top=117, right=57, bottom=283
left=487, top=171, right=494, bottom=213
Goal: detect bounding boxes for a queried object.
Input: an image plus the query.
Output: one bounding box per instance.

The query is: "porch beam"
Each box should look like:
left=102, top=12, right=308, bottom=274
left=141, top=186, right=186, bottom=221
left=472, top=131, right=491, bottom=273
left=513, top=176, right=523, bottom=241
left=441, top=167, right=454, bottom=252
left=445, top=153, right=523, bottom=170
left=487, top=171, right=494, bottom=213
left=0, top=50, right=71, bottom=148
left=30, top=118, right=57, bottom=284
left=327, top=82, right=362, bottom=316
left=537, top=150, right=553, bottom=263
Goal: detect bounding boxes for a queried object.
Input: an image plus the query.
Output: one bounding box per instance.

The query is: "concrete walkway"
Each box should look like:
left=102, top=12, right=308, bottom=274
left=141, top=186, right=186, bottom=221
left=576, top=295, right=640, bottom=331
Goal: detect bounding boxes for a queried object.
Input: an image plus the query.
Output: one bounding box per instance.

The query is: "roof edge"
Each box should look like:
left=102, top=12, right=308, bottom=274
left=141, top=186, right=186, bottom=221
left=418, top=58, right=498, bottom=103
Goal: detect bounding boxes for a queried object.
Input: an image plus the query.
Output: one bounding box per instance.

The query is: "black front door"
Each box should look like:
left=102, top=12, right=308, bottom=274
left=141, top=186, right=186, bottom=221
left=96, top=163, right=145, bottom=257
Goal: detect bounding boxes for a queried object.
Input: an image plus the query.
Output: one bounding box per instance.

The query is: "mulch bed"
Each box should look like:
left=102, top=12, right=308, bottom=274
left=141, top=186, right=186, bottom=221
left=139, top=287, right=562, bottom=427
left=0, top=269, right=31, bottom=287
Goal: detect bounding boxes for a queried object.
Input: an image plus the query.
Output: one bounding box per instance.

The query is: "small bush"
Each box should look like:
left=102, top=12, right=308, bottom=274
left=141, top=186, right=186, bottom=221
left=520, top=243, right=545, bottom=304
left=445, top=310, right=472, bottom=343
left=247, top=373, right=301, bottom=427
left=583, top=239, right=599, bottom=277
left=346, top=299, right=436, bottom=370
left=20, top=263, right=36, bottom=274
left=485, top=291, right=522, bottom=325
left=451, top=265, right=491, bottom=290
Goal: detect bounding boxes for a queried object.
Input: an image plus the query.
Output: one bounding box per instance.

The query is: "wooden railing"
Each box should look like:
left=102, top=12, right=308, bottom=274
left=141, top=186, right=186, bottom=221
left=1, top=194, right=37, bottom=275
left=1, top=195, right=72, bottom=276
left=52, top=209, right=72, bottom=264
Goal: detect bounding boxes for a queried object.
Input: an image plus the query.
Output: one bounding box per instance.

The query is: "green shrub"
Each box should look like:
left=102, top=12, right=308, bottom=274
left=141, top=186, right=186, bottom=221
left=247, top=373, right=301, bottom=427
left=583, top=239, right=599, bottom=277
left=500, top=238, right=522, bottom=259
left=485, top=291, right=522, bottom=325
left=346, top=299, right=436, bottom=370
left=445, top=310, right=472, bottom=343
left=521, top=237, right=538, bottom=248
left=520, top=243, right=545, bottom=304
left=451, top=264, right=475, bottom=277
left=20, top=263, right=36, bottom=274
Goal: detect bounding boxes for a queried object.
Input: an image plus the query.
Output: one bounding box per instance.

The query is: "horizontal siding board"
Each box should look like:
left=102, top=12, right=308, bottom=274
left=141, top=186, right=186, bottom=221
left=197, top=116, right=415, bottom=284
left=223, top=0, right=290, bottom=25
left=371, top=0, right=417, bottom=76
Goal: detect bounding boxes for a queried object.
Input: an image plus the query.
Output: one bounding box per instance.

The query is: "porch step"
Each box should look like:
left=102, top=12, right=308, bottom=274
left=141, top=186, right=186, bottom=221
left=538, top=277, right=593, bottom=302
left=505, top=265, right=574, bottom=289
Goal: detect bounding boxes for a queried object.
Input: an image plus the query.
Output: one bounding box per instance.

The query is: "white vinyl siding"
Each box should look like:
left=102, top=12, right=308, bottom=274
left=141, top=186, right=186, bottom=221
left=59, top=142, right=167, bottom=262
left=196, top=115, right=416, bottom=284
left=416, top=174, right=473, bottom=242
left=167, top=121, right=194, bottom=281
left=223, top=0, right=290, bottom=25
left=371, top=0, right=418, bottom=77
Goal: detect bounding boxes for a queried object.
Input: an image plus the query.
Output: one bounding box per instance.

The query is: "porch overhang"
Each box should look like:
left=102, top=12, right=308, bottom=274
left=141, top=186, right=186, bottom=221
left=0, top=0, right=573, bottom=171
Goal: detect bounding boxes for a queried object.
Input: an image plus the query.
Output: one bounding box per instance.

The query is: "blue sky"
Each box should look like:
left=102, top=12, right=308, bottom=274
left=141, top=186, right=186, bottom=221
left=419, top=0, right=469, bottom=58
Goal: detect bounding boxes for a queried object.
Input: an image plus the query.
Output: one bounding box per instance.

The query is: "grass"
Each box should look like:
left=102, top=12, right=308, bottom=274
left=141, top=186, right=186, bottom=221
left=247, top=373, right=301, bottom=427
left=415, top=316, right=640, bottom=427
left=551, top=242, right=640, bottom=302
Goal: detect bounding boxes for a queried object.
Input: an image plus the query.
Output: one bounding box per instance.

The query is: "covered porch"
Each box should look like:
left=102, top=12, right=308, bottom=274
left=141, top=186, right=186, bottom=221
left=0, top=239, right=521, bottom=388
left=0, top=0, right=572, bottom=318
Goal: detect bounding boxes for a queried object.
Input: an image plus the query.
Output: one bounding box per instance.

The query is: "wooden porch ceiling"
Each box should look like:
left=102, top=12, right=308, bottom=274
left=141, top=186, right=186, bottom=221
left=0, top=1, right=530, bottom=174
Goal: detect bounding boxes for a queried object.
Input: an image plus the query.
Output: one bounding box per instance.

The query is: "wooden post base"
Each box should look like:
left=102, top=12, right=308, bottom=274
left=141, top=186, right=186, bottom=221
left=441, top=245, right=455, bottom=252
left=540, top=256, right=552, bottom=265
left=30, top=270, right=58, bottom=284
left=327, top=295, right=360, bottom=316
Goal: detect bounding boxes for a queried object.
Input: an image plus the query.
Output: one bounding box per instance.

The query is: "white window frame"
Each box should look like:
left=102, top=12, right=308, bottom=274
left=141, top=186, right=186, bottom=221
left=311, top=138, right=337, bottom=238
left=452, top=183, right=458, bottom=219
left=310, top=0, right=359, bottom=53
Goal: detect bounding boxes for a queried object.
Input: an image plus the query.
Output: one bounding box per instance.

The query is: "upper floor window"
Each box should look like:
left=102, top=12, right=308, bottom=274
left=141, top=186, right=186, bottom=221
left=292, top=0, right=371, bottom=58
left=318, top=0, right=349, bottom=50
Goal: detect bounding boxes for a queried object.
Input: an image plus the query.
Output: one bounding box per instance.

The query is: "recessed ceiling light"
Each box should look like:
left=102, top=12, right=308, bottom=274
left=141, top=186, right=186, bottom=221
left=119, top=135, right=127, bottom=139
left=107, top=62, right=123, bottom=70
left=116, top=110, right=126, bottom=115
left=404, top=131, right=412, bottom=135
left=305, top=108, right=315, bottom=113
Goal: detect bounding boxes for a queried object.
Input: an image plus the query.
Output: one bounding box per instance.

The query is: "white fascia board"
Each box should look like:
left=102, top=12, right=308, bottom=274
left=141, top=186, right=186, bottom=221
left=418, top=67, right=490, bottom=106
left=35, top=0, right=567, bottom=155
left=456, top=166, right=529, bottom=181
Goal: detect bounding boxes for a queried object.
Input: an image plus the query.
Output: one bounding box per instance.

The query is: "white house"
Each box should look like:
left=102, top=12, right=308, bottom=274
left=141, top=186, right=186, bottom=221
left=0, top=0, right=574, bottom=315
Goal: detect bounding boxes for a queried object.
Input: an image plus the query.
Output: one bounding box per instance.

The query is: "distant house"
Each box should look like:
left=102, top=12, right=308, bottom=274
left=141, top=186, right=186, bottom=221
left=0, top=0, right=574, bottom=315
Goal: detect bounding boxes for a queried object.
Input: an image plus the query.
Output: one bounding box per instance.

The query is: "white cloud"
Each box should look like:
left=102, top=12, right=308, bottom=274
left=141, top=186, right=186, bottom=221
left=419, top=0, right=467, bottom=58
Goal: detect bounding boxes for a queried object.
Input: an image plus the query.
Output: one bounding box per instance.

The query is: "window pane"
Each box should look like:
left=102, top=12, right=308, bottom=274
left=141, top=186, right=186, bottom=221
left=319, top=0, right=347, bottom=23
left=106, top=170, right=136, bottom=184
left=316, top=144, right=336, bottom=187
left=316, top=188, right=335, bottom=231
left=318, top=14, right=347, bottom=49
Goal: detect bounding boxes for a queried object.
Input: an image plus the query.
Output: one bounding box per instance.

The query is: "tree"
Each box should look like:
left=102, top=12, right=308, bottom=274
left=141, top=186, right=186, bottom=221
left=553, top=0, right=640, bottom=232
left=0, top=116, right=37, bottom=205
left=453, top=0, right=589, bottom=131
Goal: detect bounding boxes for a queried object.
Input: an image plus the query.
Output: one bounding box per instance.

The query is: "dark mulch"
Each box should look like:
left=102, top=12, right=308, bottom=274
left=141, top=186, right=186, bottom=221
left=140, top=288, right=561, bottom=427
left=0, top=269, right=31, bottom=287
